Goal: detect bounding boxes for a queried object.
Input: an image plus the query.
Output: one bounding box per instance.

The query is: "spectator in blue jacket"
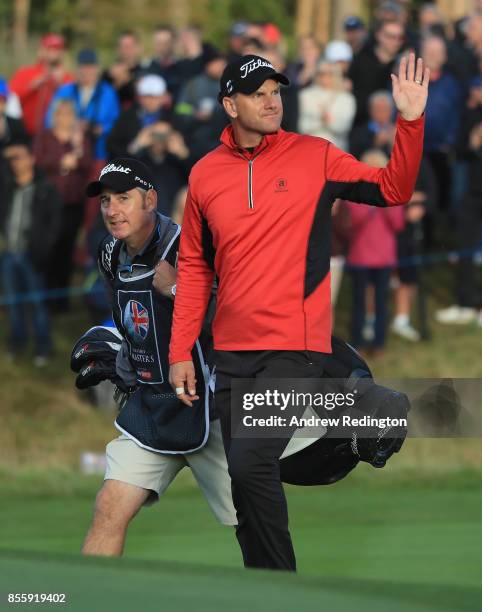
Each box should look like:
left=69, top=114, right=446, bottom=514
left=421, top=35, right=464, bottom=214
left=46, top=49, right=120, bottom=162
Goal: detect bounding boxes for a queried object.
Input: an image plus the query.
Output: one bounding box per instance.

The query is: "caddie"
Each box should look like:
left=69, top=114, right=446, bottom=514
left=79, top=158, right=237, bottom=556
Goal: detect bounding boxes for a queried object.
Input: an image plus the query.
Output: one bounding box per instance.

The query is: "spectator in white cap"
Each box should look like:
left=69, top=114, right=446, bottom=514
left=324, top=40, right=353, bottom=66
left=137, top=73, right=168, bottom=98
left=298, top=60, right=356, bottom=151
left=324, top=40, right=354, bottom=90
left=107, top=74, right=171, bottom=158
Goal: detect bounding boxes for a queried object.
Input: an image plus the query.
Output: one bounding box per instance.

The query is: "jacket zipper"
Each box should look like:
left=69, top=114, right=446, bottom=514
left=236, top=143, right=268, bottom=210
left=248, top=159, right=254, bottom=209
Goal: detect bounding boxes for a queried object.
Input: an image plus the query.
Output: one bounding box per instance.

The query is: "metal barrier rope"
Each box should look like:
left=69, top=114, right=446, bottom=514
left=0, top=246, right=481, bottom=307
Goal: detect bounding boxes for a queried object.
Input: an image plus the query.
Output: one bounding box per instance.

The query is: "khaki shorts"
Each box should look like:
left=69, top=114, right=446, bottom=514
left=105, top=419, right=236, bottom=525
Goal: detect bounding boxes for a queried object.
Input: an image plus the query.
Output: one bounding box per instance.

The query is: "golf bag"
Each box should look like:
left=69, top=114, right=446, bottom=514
left=280, top=337, right=410, bottom=485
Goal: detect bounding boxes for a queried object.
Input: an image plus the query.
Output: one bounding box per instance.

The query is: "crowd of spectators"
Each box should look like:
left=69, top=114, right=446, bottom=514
left=1, top=0, right=482, bottom=363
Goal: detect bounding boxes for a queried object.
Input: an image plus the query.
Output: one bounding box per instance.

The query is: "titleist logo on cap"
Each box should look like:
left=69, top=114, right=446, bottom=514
left=239, top=58, right=274, bottom=78
left=99, top=163, right=131, bottom=178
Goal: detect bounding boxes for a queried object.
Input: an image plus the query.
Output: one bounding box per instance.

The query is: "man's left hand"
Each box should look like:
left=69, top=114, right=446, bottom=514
left=153, top=260, right=177, bottom=299
left=391, top=52, right=430, bottom=121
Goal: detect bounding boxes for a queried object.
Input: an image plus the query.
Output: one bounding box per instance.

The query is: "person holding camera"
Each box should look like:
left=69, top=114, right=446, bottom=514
left=106, top=74, right=171, bottom=159
left=136, top=121, right=191, bottom=216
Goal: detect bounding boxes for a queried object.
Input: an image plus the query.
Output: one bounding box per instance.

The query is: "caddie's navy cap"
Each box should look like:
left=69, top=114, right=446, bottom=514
left=86, top=157, right=154, bottom=197
left=218, top=54, right=290, bottom=103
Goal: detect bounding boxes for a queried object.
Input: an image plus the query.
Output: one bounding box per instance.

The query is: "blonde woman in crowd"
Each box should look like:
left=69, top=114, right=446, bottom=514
left=34, top=98, right=92, bottom=310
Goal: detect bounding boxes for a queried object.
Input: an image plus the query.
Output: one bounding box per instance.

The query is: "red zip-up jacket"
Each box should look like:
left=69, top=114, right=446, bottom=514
left=169, top=115, right=424, bottom=363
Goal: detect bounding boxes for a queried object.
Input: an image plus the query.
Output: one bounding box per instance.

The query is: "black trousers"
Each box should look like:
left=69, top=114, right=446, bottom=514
left=425, top=151, right=452, bottom=212
left=214, top=349, right=327, bottom=571
left=46, top=203, right=85, bottom=311
left=456, top=194, right=482, bottom=308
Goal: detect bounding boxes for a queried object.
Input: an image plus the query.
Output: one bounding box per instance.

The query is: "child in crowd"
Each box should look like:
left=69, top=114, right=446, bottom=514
left=345, top=149, right=405, bottom=356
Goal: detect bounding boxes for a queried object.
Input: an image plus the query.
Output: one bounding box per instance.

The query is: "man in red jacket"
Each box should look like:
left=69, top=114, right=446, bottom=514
left=9, top=33, right=73, bottom=136
left=169, top=53, right=430, bottom=571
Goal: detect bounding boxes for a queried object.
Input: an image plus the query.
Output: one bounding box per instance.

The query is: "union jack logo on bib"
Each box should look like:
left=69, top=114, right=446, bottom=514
left=123, top=300, right=149, bottom=340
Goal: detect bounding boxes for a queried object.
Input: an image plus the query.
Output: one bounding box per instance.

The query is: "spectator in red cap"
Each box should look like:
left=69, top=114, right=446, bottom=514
left=263, top=23, right=282, bottom=48
left=9, top=33, right=73, bottom=136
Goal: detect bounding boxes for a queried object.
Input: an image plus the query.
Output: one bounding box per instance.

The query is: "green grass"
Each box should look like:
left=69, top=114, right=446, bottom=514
left=0, top=472, right=481, bottom=611
left=2, top=552, right=481, bottom=612
left=3, top=555, right=480, bottom=612
left=1, top=267, right=481, bottom=610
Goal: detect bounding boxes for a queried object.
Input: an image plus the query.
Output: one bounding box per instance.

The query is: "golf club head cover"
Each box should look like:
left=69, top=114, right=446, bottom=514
left=75, top=357, right=115, bottom=389
left=71, top=326, right=123, bottom=372
left=349, top=385, right=410, bottom=468
left=71, top=326, right=129, bottom=391
left=324, top=337, right=409, bottom=469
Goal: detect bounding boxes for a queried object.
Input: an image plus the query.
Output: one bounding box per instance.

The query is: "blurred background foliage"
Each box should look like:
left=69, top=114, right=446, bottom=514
left=0, top=0, right=297, bottom=74
left=0, top=0, right=461, bottom=75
